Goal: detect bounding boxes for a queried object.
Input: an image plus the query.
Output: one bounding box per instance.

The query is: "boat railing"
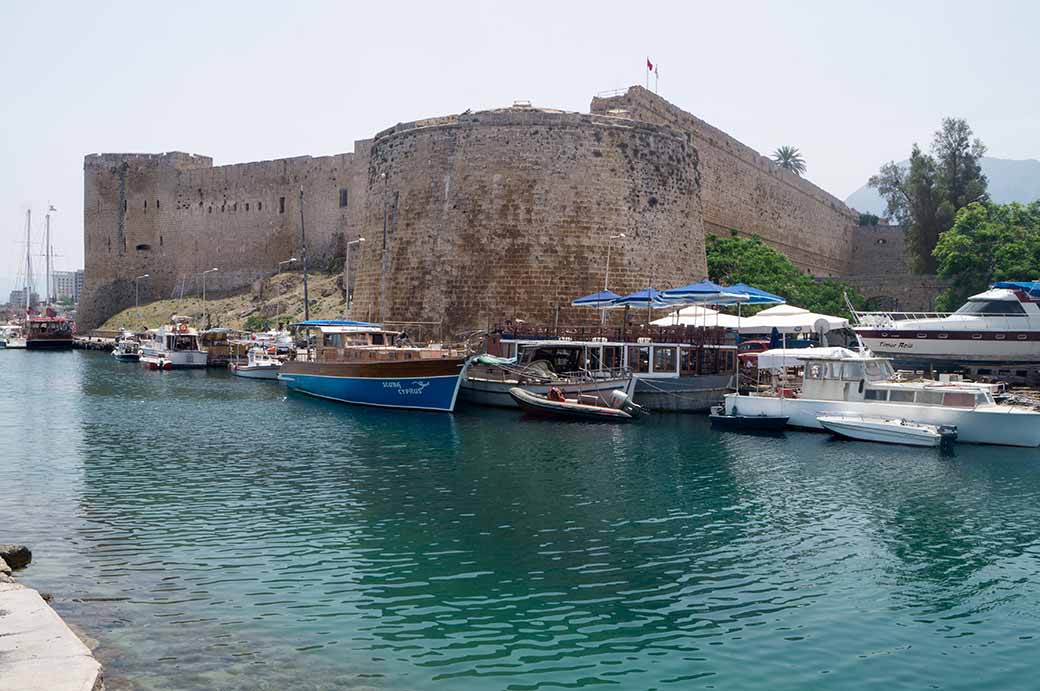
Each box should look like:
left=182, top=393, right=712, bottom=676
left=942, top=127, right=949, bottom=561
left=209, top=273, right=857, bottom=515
left=495, top=322, right=733, bottom=346
left=851, top=309, right=954, bottom=326
left=317, top=345, right=467, bottom=363
left=853, top=310, right=1033, bottom=331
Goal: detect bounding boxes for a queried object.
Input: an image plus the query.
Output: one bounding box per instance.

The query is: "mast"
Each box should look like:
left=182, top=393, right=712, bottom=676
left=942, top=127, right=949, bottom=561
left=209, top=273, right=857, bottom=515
left=24, top=209, right=33, bottom=313
left=44, top=209, right=51, bottom=304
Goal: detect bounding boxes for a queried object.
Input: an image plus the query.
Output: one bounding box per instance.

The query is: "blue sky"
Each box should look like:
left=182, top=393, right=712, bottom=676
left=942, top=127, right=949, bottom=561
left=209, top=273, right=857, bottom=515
left=2, top=0, right=1038, bottom=294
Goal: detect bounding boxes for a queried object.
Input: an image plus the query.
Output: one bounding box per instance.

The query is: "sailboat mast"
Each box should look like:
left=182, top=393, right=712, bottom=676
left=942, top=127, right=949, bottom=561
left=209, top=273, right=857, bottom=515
left=45, top=210, right=51, bottom=304
left=24, top=209, right=33, bottom=313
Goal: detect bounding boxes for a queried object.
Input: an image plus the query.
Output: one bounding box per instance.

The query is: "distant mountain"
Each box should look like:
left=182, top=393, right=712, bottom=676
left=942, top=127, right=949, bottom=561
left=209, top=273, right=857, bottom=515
left=846, top=156, right=1040, bottom=216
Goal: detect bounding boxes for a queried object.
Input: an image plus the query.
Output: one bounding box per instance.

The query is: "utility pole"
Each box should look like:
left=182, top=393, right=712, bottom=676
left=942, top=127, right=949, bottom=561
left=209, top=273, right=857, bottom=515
left=379, top=172, right=388, bottom=324
left=344, top=236, right=366, bottom=315
left=299, top=188, right=310, bottom=321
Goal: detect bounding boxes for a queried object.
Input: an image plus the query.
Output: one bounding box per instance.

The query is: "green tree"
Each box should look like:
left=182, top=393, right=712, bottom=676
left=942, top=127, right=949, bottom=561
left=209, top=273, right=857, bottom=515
left=706, top=233, right=863, bottom=318
left=772, top=146, right=806, bottom=176
left=869, top=118, right=987, bottom=273
left=932, top=201, right=1040, bottom=309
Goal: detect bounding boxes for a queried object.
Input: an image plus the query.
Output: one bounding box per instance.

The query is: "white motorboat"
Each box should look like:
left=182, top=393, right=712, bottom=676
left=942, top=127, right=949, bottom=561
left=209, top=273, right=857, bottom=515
left=112, top=339, right=142, bottom=362
left=817, top=415, right=957, bottom=448
left=231, top=347, right=282, bottom=380
left=140, top=316, right=208, bottom=369
left=725, top=346, right=1040, bottom=447
left=853, top=281, right=1040, bottom=365
left=0, top=324, right=26, bottom=349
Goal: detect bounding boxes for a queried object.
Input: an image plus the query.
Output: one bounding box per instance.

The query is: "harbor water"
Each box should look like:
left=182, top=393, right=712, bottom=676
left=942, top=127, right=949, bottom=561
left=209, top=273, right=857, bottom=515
left=3, top=350, right=1040, bottom=690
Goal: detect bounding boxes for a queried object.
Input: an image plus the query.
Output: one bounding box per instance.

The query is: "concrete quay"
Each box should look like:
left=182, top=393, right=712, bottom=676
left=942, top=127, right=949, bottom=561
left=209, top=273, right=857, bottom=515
left=0, top=547, right=105, bottom=691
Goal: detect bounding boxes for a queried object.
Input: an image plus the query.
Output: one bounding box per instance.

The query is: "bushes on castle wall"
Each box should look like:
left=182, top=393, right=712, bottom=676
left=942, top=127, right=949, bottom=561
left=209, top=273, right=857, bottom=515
left=706, top=233, right=864, bottom=318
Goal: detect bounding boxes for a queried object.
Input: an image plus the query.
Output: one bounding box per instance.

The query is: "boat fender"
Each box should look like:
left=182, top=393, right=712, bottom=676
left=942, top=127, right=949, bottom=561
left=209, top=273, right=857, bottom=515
left=547, top=387, right=566, bottom=402
left=858, top=379, right=865, bottom=394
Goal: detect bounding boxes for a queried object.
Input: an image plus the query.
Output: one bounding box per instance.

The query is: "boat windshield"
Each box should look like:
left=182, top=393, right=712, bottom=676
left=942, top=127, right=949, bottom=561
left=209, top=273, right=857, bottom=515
left=955, top=299, right=1026, bottom=316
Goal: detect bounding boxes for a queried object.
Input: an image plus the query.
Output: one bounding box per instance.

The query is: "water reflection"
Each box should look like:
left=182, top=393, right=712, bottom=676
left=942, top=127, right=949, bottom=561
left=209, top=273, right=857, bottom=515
left=0, top=351, right=1039, bottom=689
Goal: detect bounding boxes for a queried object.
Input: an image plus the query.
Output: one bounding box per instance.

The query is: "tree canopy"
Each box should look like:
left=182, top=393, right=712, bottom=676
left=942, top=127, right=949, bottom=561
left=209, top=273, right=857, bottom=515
left=932, top=201, right=1040, bottom=309
left=869, top=118, right=987, bottom=273
left=772, top=146, right=806, bottom=176
left=706, top=233, right=863, bottom=317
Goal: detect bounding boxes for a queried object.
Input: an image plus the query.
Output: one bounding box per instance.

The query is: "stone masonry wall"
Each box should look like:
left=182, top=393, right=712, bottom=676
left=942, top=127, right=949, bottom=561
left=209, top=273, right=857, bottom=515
left=80, top=150, right=370, bottom=329
left=836, top=223, right=947, bottom=310
left=591, top=87, right=857, bottom=277
left=347, top=108, right=705, bottom=333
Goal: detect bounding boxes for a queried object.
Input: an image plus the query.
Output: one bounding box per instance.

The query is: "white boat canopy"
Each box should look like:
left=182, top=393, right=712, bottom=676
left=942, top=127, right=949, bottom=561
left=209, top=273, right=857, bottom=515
left=650, top=305, right=744, bottom=329
left=737, top=304, right=848, bottom=334
left=755, top=346, right=862, bottom=370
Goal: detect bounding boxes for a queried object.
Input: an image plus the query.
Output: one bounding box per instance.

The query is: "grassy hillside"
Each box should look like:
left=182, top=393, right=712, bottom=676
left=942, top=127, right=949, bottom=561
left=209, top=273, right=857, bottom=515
left=99, top=272, right=347, bottom=332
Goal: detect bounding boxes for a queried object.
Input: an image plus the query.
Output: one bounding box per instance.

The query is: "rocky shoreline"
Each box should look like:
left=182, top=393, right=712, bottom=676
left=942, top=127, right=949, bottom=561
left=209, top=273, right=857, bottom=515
left=0, top=544, right=107, bottom=691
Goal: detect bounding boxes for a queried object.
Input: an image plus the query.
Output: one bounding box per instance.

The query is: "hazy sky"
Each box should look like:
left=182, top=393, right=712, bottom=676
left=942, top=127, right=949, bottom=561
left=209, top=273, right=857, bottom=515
left=2, top=0, right=1038, bottom=294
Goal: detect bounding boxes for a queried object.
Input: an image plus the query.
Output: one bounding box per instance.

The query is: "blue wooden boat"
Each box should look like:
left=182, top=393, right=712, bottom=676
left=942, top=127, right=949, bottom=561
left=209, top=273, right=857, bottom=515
left=277, top=321, right=467, bottom=412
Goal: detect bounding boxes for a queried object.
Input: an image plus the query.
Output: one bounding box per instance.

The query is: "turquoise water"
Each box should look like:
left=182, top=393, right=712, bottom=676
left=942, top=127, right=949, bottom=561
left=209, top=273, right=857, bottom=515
left=2, top=350, right=1040, bottom=690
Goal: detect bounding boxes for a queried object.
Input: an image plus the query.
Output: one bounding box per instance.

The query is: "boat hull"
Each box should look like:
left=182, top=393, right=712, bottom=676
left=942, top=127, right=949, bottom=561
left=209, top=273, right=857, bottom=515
left=724, top=393, right=1040, bottom=447
left=508, top=388, right=635, bottom=421
left=232, top=364, right=281, bottom=380
left=633, top=374, right=733, bottom=412
left=112, top=353, right=141, bottom=362
left=140, top=350, right=208, bottom=369
left=817, top=416, right=940, bottom=447
left=857, top=330, right=1040, bottom=365
left=278, top=359, right=466, bottom=412
left=459, top=374, right=634, bottom=409
left=26, top=338, right=73, bottom=350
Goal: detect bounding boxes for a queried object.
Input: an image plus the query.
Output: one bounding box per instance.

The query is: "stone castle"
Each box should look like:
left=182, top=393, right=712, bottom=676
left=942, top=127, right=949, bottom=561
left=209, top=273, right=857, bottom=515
left=80, top=86, right=921, bottom=332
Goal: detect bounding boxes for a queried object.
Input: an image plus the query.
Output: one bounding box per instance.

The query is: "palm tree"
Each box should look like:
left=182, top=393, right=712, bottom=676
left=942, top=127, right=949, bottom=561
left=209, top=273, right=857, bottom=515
left=773, top=146, right=806, bottom=176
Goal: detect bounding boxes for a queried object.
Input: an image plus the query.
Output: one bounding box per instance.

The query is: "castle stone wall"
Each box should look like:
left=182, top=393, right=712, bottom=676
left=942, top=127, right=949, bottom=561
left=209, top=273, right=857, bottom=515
left=80, top=150, right=370, bottom=329
left=347, top=108, right=704, bottom=331
left=591, top=87, right=857, bottom=276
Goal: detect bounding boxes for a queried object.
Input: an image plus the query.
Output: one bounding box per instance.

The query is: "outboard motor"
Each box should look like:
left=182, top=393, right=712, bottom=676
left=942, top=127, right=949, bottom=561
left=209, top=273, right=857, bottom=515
left=610, top=390, right=648, bottom=417
left=938, top=424, right=958, bottom=452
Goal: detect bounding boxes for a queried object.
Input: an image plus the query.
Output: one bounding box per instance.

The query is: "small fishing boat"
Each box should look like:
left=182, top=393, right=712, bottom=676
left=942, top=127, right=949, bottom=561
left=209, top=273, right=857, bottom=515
left=231, top=347, right=282, bottom=380
left=509, top=386, right=646, bottom=422
left=112, top=338, right=141, bottom=362
left=708, top=405, right=788, bottom=432
left=140, top=316, right=208, bottom=369
left=817, top=415, right=958, bottom=448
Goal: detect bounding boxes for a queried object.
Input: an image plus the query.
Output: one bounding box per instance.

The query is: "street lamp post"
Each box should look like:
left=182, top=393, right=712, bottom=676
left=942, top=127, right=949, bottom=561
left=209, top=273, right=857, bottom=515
left=201, top=267, right=218, bottom=324
left=134, top=274, right=150, bottom=309
left=379, top=172, right=389, bottom=324
left=344, top=237, right=366, bottom=314
left=602, top=233, right=626, bottom=325
left=278, top=257, right=297, bottom=273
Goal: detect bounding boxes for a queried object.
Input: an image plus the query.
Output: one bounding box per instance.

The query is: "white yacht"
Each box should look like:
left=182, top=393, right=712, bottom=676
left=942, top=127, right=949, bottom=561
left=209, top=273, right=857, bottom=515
left=140, top=317, right=208, bottom=369
left=0, top=324, right=27, bottom=349
left=725, top=347, right=1040, bottom=447
left=853, top=281, right=1040, bottom=365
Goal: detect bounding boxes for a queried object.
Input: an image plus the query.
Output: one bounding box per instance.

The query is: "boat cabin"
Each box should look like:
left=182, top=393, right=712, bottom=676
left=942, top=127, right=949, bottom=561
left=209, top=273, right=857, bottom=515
left=784, top=352, right=998, bottom=409
left=292, top=320, right=464, bottom=363
left=496, top=338, right=737, bottom=379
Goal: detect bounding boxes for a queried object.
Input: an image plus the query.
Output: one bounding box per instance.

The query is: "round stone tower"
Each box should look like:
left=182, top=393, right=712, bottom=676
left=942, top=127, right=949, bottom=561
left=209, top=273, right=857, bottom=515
left=348, top=106, right=705, bottom=335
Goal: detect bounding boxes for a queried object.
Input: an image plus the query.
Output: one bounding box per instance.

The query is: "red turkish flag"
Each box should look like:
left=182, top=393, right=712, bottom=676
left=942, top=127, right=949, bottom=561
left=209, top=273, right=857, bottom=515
left=646, top=57, right=653, bottom=71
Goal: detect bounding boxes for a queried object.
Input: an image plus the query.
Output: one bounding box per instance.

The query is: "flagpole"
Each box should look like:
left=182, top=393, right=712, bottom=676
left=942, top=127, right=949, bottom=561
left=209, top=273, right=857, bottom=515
left=655, top=65, right=659, bottom=94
